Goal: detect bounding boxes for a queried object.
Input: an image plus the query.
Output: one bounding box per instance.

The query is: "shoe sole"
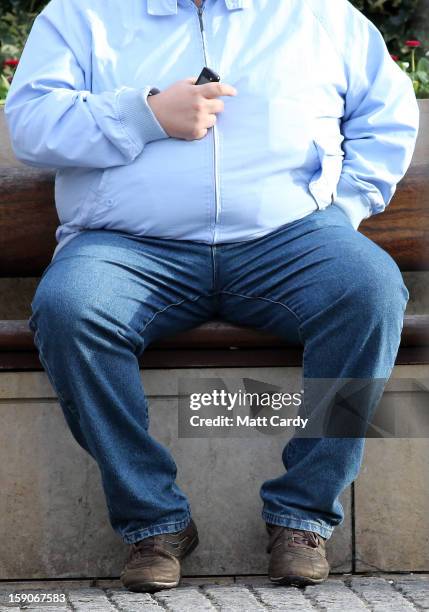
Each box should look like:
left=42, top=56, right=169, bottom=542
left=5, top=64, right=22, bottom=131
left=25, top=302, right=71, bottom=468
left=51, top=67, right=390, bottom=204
left=270, top=574, right=327, bottom=587
left=122, top=533, right=200, bottom=593
left=125, top=579, right=180, bottom=593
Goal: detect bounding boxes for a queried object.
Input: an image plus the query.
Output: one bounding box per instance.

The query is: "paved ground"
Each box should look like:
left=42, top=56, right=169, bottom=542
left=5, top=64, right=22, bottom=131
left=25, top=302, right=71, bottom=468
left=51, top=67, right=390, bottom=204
left=1, top=574, right=429, bottom=611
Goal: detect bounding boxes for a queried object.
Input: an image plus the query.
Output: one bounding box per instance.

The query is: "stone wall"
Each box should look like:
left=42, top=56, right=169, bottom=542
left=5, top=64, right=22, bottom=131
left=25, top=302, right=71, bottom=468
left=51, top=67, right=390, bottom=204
left=1, top=365, right=428, bottom=579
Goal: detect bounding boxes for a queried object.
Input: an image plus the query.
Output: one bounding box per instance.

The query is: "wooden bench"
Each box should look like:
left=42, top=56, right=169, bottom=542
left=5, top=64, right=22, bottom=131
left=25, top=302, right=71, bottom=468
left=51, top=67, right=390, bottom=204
left=1, top=164, right=429, bottom=370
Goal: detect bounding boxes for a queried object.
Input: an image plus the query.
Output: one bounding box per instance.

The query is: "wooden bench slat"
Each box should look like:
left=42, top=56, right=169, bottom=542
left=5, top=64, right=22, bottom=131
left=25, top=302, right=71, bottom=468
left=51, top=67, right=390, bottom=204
left=0, top=346, right=427, bottom=371
left=1, top=315, right=428, bottom=351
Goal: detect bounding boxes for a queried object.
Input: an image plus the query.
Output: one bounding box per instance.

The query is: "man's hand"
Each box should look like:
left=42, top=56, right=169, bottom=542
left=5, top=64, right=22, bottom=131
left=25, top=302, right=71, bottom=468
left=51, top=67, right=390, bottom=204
left=147, top=77, right=237, bottom=140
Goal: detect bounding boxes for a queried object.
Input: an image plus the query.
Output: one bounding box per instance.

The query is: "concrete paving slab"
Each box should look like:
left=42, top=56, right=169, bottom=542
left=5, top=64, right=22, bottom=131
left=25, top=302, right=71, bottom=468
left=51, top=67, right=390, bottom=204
left=355, top=439, right=429, bottom=572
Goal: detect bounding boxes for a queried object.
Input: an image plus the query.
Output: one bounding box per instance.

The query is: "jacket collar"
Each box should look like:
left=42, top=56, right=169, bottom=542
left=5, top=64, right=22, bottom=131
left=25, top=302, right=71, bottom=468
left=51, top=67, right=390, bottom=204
left=147, top=0, right=251, bottom=16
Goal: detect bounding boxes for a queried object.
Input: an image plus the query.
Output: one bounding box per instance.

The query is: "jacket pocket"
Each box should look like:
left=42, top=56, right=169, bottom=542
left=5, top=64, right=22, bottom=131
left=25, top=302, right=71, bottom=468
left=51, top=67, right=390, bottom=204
left=268, top=98, right=318, bottom=167
left=308, top=128, right=344, bottom=210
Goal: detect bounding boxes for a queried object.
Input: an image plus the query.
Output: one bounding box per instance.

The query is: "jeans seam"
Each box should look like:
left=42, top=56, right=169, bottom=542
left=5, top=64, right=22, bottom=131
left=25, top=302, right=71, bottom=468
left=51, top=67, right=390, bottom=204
left=211, top=245, right=218, bottom=292
left=122, top=513, right=192, bottom=543
left=284, top=441, right=294, bottom=468
left=262, top=511, right=334, bottom=536
left=219, top=290, right=305, bottom=346
left=136, top=291, right=217, bottom=337
left=32, top=325, right=80, bottom=418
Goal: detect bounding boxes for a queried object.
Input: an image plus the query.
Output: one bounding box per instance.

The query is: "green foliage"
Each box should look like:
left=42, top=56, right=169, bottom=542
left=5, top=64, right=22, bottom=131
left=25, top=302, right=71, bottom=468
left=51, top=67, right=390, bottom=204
left=0, top=0, right=47, bottom=15
left=0, top=0, right=43, bottom=63
left=350, top=0, right=429, bottom=98
left=0, top=0, right=48, bottom=101
left=401, top=55, right=429, bottom=98
left=351, top=0, right=429, bottom=54
left=0, top=73, right=9, bottom=101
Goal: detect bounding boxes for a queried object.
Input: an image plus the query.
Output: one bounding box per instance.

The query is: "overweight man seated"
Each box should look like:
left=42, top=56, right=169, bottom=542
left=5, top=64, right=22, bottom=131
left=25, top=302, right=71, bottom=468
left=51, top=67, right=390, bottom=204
left=5, top=0, right=419, bottom=592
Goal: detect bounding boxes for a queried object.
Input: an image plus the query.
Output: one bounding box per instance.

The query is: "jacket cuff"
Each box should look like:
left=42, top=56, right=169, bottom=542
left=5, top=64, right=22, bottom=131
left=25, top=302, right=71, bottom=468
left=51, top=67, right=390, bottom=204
left=116, top=86, right=169, bottom=153
left=332, top=174, right=375, bottom=230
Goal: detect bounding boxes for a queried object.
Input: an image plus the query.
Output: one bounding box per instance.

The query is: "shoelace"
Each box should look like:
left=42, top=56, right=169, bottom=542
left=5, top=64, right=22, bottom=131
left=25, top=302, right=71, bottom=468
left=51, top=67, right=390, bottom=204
left=129, top=536, right=156, bottom=561
left=267, top=525, right=322, bottom=552
left=291, top=530, right=320, bottom=548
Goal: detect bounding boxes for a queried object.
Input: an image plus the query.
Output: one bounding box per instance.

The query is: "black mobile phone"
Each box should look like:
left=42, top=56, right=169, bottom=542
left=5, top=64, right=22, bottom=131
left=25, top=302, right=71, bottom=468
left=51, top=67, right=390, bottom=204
left=195, top=67, right=220, bottom=85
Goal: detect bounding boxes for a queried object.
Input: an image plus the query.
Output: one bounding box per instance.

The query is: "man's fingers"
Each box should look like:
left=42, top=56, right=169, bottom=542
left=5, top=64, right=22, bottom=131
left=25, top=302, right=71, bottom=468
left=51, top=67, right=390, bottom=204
left=184, top=76, right=198, bottom=85
left=205, top=114, right=217, bottom=128
left=198, top=82, right=237, bottom=98
left=205, top=98, right=225, bottom=114
left=188, top=127, right=208, bottom=140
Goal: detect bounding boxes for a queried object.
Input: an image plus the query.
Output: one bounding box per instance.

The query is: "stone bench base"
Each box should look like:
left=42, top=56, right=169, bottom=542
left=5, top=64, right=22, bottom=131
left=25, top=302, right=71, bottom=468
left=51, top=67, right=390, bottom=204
left=0, top=365, right=428, bottom=579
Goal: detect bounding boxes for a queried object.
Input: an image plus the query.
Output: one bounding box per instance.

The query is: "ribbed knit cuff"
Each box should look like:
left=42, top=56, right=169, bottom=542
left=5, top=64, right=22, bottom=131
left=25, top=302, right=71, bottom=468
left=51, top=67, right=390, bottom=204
left=332, top=174, right=375, bottom=230
left=116, top=86, right=169, bottom=154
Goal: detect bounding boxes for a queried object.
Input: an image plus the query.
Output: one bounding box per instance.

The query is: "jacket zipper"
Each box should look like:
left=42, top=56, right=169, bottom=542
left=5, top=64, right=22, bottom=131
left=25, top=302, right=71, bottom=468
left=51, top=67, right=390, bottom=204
left=196, top=1, right=220, bottom=244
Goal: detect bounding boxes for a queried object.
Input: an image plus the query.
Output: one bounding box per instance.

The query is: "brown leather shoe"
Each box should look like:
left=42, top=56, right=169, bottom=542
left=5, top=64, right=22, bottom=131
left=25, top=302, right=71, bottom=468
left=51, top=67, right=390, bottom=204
left=266, top=524, right=330, bottom=587
left=120, top=519, right=199, bottom=592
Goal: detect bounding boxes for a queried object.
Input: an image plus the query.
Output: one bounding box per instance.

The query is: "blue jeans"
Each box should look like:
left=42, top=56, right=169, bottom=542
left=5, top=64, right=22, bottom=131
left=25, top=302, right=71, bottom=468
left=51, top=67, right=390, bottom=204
left=28, top=204, right=408, bottom=543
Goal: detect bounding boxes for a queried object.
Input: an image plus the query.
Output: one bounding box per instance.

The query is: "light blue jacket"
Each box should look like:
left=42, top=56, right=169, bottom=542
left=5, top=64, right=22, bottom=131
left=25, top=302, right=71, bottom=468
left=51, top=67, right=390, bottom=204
left=5, top=0, right=420, bottom=259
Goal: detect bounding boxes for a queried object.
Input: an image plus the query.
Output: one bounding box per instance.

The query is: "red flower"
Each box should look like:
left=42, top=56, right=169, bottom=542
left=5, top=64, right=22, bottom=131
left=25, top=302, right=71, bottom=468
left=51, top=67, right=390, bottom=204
left=3, top=58, right=19, bottom=68
left=390, top=54, right=399, bottom=61
left=405, top=40, right=421, bottom=48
